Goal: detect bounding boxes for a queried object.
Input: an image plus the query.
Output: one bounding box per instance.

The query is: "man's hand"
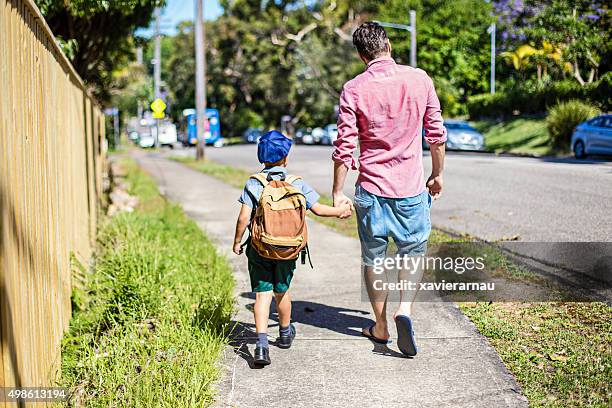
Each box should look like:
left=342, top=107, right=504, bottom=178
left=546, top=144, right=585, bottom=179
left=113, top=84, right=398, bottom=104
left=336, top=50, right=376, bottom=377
left=426, top=174, right=443, bottom=200
left=233, top=242, right=243, bottom=255
left=333, top=191, right=353, bottom=208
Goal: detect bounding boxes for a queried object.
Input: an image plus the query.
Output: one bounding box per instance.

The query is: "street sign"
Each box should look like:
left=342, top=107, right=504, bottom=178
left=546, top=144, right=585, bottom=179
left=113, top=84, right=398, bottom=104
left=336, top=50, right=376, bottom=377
left=150, top=98, right=166, bottom=115
left=152, top=111, right=165, bottom=119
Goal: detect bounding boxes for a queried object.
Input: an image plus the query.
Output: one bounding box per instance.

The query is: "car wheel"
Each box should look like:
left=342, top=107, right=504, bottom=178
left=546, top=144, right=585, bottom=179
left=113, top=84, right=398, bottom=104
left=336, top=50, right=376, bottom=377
left=574, top=140, right=586, bottom=159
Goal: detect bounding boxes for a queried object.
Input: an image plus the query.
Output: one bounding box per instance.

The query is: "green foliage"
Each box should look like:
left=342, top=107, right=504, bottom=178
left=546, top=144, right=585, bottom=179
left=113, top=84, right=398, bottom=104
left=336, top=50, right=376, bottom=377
left=522, top=0, right=610, bottom=86
left=61, top=158, right=235, bottom=406
left=547, top=100, right=600, bottom=150
left=467, top=76, right=610, bottom=119
left=35, top=0, right=165, bottom=102
left=378, top=0, right=494, bottom=101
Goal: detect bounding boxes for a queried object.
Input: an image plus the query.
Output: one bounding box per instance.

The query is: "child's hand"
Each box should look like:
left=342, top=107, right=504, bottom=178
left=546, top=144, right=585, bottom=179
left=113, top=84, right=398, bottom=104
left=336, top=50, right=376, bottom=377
left=233, top=242, right=243, bottom=255
left=337, top=203, right=352, bottom=219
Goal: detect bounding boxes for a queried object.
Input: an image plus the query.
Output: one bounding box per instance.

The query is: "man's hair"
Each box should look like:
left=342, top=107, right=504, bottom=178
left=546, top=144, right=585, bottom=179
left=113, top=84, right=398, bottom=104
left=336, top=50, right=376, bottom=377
left=352, top=22, right=389, bottom=61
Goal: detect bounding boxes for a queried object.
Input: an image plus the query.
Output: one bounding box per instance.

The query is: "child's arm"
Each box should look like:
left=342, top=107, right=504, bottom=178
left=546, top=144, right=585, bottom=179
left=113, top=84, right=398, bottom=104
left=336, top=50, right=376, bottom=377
left=233, top=204, right=252, bottom=254
left=310, top=202, right=352, bottom=218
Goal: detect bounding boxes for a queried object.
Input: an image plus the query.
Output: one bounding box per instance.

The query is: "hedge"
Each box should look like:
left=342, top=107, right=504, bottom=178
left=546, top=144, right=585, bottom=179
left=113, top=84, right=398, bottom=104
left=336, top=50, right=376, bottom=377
left=467, top=73, right=611, bottom=119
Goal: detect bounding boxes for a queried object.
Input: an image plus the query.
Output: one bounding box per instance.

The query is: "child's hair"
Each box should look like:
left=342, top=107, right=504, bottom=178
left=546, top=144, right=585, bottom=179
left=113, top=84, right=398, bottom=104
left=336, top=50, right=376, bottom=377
left=264, top=157, right=287, bottom=168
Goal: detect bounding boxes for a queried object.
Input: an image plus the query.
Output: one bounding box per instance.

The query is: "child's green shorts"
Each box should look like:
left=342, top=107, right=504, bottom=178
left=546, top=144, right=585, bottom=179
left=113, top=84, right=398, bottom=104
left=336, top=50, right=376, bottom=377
left=246, top=245, right=296, bottom=293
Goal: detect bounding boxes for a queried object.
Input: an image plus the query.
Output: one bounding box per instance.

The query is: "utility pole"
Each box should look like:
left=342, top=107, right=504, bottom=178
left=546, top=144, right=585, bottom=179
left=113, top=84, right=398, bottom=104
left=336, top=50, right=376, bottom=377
left=153, top=8, right=161, bottom=100
left=136, top=46, right=143, bottom=118
left=487, top=23, right=496, bottom=94
left=409, top=10, right=416, bottom=68
left=152, top=8, right=162, bottom=148
left=195, top=0, right=207, bottom=160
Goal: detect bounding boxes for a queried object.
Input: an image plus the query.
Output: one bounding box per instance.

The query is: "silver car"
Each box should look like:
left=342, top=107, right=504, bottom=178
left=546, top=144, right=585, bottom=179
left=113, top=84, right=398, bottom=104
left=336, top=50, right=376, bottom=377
left=422, top=120, right=485, bottom=151
left=571, top=114, right=612, bottom=159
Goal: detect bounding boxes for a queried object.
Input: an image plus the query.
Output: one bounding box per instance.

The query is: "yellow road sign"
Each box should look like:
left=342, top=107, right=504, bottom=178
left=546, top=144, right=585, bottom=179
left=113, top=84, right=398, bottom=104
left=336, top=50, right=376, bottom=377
left=152, top=111, right=165, bottom=119
left=150, top=98, right=166, bottom=114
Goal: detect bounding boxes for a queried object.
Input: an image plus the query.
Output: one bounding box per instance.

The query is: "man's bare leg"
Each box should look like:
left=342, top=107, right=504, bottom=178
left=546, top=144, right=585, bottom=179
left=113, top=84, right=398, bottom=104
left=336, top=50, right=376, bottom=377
left=394, top=256, right=424, bottom=319
left=362, top=264, right=390, bottom=340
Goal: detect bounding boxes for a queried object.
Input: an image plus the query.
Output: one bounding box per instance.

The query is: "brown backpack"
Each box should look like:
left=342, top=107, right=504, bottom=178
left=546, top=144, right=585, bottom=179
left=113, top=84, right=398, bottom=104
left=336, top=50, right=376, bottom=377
left=248, top=173, right=308, bottom=261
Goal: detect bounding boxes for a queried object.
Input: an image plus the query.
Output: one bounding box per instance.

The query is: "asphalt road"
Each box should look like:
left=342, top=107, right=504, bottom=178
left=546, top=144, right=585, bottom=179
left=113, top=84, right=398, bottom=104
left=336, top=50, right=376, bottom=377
left=170, top=144, right=612, bottom=284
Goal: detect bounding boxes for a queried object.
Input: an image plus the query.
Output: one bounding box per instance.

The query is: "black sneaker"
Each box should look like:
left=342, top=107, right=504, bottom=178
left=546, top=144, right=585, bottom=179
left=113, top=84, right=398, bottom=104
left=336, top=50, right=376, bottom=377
left=277, top=324, right=296, bottom=349
left=254, top=346, right=271, bottom=366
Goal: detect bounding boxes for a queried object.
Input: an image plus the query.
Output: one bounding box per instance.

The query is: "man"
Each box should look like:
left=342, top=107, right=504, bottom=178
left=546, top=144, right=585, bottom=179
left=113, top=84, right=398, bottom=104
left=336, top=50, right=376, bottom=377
left=332, top=22, right=446, bottom=357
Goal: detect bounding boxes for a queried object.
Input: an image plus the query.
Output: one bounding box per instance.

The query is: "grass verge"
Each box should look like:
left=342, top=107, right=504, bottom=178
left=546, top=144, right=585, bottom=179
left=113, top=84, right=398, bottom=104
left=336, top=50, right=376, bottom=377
left=171, top=155, right=611, bottom=407
left=471, top=117, right=551, bottom=156
left=61, top=157, right=234, bottom=407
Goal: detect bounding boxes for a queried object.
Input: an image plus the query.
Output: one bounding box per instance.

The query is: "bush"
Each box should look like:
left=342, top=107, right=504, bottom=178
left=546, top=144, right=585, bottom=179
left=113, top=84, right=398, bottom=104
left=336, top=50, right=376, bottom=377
left=467, top=76, right=610, bottom=119
left=435, top=77, right=467, bottom=117
left=547, top=100, right=601, bottom=150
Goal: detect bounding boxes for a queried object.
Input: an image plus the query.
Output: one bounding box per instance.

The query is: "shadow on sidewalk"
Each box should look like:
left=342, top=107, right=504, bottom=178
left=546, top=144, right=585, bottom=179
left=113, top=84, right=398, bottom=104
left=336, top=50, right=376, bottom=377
left=226, top=293, right=408, bottom=368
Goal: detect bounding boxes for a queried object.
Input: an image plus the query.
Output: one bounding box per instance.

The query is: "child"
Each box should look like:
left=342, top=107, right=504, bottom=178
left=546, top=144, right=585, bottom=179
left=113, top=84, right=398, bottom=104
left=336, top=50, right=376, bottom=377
left=233, top=130, right=351, bottom=366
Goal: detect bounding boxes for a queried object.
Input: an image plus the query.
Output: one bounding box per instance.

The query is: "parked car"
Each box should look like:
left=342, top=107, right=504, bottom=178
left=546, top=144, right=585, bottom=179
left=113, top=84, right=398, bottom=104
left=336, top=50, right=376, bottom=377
left=311, top=127, right=326, bottom=144
left=320, top=124, right=338, bottom=145
left=295, top=128, right=315, bottom=145
left=156, top=122, right=178, bottom=147
left=571, top=114, right=612, bottom=159
left=423, top=120, right=485, bottom=151
left=138, top=133, right=155, bottom=148
left=243, top=128, right=263, bottom=144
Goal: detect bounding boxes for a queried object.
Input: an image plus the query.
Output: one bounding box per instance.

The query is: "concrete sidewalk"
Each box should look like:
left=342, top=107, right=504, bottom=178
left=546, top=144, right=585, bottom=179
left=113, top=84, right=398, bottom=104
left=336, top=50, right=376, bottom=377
left=134, top=151, right=528, bottom=408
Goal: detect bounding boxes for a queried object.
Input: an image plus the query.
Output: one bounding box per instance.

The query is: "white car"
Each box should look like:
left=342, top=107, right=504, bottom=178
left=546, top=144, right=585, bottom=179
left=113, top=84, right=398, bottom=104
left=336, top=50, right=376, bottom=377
left=138, top=134, right=155, bottom=148
left=156, top=123, right=178, bottom=147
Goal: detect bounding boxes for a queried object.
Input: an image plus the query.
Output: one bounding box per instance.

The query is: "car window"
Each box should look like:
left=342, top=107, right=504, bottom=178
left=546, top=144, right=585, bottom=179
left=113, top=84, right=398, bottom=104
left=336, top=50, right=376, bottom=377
left=445, top=123, right=474, bottom=131
left=588, top=118, right=602, bottom=127
left=601, top=118, right=612, bottom=129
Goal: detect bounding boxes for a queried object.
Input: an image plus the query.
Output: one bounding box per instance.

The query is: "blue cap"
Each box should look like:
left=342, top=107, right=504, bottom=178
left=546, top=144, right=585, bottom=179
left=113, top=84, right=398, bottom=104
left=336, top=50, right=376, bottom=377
left=257, top=130, right=293, bottom=164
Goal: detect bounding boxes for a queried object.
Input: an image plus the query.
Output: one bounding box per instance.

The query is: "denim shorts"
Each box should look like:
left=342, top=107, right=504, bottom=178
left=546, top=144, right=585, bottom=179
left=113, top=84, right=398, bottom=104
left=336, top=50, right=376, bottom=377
left=354, top=185, right=432, bottom=266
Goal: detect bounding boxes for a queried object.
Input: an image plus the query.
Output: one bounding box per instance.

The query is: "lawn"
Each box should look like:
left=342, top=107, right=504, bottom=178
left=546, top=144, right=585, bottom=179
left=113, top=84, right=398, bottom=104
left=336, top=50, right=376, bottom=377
left=61, top=157, right=235, bottom=407
left=171, top=155, right=611, bottom=407
left=471, top=117, right=551, bottom=156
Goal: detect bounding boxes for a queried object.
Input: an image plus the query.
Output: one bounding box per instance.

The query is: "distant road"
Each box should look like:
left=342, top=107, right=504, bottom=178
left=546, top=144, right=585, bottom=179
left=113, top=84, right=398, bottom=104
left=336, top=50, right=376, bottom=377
left=170, top=144, right=612, bottom=283
left=200, top=144, right=611, bottom=241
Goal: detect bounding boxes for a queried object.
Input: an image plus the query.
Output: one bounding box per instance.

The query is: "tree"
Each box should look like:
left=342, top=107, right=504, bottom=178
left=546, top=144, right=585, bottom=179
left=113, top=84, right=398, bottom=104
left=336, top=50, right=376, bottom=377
left=524, top=0, right=610, bottom=85
left=35, top=0, right=165, bottom=102
left=376, top=0, right=494, bottom=115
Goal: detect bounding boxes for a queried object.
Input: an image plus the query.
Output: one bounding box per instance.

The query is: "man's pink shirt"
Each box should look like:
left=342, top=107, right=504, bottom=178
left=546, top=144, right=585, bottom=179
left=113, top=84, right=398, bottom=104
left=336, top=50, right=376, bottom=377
left=332, top=57, right=447, bottom=198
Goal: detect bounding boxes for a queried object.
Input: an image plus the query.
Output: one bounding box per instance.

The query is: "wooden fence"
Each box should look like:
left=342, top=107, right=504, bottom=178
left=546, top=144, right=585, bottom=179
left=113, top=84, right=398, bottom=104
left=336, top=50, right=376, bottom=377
left=0, top=0, right=105, bottom=399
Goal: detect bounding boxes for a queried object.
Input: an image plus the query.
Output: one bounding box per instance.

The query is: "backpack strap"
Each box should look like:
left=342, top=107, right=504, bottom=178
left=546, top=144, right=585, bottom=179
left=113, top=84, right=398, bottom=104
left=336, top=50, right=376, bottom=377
left=250, top=173, right=269, bottom=186
left=285, top=174, right=302, bottom=184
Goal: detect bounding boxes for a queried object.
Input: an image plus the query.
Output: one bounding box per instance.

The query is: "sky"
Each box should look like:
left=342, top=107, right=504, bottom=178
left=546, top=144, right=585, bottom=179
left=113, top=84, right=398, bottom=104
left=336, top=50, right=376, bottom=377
left=136, top=0, right=224, bottom=38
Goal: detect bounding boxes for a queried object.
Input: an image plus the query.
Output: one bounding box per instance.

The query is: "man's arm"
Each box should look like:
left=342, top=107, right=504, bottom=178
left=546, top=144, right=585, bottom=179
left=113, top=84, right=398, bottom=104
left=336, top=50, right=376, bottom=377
left=423, top=75, right=447, bottom=199
left=427, top=143, right=445, bottom=199
left=332, top=162, right=351, bottom=206
left=331, top=86, right=359, bottom=207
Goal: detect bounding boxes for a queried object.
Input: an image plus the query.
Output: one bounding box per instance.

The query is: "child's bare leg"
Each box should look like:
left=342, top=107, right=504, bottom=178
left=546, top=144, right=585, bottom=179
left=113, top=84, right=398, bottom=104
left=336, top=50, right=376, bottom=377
left=254, top=291, right=274, bottom=334
left=274, top=291, right=292, bottom=328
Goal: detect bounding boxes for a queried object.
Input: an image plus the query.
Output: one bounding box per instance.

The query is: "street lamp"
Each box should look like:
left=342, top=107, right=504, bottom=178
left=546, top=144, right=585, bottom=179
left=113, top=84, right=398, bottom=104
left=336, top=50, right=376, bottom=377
left=374, top=10, right=417, bottom=67
left=487, top=23, right=496, bottom=94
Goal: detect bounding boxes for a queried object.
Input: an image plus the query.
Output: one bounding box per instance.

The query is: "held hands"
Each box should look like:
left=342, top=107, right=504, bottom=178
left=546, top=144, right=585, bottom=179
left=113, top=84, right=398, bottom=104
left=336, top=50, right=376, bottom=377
left=426, top=174, right=443, bottom=200
left=333, top=191, right=354, bottom=219
left=337, top=203, right=352, bottom=219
